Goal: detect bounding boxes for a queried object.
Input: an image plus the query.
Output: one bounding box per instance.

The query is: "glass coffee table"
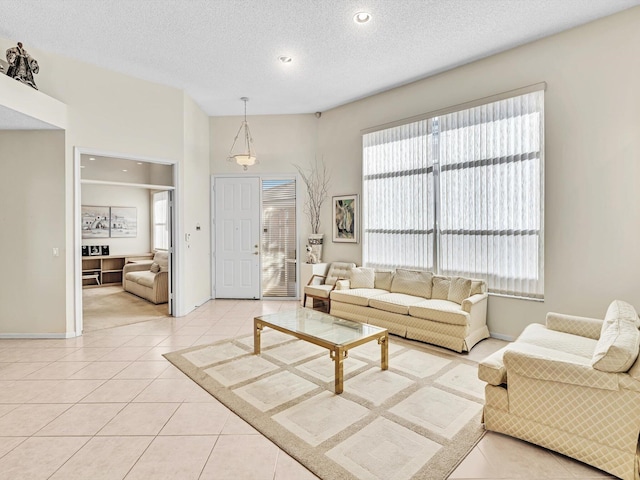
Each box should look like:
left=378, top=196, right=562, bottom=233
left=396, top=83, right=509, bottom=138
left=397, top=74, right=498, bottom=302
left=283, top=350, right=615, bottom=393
left=254, top=309, right=389, bottom=394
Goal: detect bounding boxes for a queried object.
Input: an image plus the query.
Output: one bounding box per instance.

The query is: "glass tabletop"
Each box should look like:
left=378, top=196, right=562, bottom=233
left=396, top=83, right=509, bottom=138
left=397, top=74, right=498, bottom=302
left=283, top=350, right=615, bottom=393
left=255, top=308, right=386, bottom=346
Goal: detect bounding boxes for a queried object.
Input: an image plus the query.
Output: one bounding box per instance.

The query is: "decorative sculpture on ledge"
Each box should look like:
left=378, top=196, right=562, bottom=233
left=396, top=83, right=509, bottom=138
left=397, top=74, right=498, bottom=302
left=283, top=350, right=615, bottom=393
left=6, top=42, right=39, bottom=90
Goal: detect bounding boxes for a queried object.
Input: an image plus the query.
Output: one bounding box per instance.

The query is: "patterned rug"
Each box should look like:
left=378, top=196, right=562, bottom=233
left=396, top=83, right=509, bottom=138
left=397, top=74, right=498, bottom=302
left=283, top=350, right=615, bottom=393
left=164, top=329, right=486, bottom=480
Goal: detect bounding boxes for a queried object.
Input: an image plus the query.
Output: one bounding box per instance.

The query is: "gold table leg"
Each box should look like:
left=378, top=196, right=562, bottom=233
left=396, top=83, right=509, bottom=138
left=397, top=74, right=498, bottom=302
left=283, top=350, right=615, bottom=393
left=331, top=347, right=346, bottom=394
left=379, top=333, right=389, bottom=370
left=254, top=320, right=262, bottom=354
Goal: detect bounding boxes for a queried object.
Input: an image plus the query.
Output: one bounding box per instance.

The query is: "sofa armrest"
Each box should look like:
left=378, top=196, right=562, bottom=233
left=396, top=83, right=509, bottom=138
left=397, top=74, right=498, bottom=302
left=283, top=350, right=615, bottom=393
left=462, top=293, right=487, bottom=312
left=545, top=312, right=603, bottom=340
left=123, top=262, right=152, bottom=275
left=504, top=348, right=619, bottom=391
left=335, top=279, right=351, bottom=290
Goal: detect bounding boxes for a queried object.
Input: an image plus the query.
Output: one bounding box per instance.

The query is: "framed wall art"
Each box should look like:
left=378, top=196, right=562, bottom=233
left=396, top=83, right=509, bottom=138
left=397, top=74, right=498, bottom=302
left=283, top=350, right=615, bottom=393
left=81, top=205, right=110, bottom=239
left=332, top=194, right=358, bottom=243
left=110, top=206, right=137, bottom=238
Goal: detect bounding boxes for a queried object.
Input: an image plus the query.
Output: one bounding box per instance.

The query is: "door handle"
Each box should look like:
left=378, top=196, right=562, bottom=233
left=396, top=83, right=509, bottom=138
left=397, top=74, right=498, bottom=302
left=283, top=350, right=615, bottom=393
left=253, top=251, right=259, bottom=256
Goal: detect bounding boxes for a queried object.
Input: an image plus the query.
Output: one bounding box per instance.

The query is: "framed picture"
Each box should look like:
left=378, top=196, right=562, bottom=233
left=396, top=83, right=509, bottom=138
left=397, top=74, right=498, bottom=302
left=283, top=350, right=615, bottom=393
left=81, top=206, right=110, bottom=239
left=110, top=207, right=137, bottom=238
left=332, top=194, right=358, bottom=243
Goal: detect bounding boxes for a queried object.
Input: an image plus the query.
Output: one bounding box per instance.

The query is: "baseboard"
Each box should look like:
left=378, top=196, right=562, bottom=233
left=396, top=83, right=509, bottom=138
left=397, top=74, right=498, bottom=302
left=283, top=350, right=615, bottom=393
left=490, top=332, right=516, bottom=342
left=0, top=332, right=77, bottom=339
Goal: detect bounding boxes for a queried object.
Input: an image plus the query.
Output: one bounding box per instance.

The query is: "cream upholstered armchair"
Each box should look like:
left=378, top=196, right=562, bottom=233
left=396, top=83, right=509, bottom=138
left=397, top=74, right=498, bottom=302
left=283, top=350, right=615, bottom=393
left=123, top=250, right=169, bottom=304
left=303, top=262, right=355, bottom=311
left=479, top=300, right=640, bottom=480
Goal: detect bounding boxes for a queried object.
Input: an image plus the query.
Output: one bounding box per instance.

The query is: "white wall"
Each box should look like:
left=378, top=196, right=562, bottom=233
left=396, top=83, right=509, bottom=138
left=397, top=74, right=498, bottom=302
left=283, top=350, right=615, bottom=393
left=0, top=130, right=66, bottom=334
left=313, top=7, right=640, bottom=339
left=81, top=184, right=151, bottom=256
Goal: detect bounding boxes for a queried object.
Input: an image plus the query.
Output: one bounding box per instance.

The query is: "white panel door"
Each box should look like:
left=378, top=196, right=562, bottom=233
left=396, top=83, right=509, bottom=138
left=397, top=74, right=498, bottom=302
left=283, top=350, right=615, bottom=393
left=214, top=177, right=261, bottom=299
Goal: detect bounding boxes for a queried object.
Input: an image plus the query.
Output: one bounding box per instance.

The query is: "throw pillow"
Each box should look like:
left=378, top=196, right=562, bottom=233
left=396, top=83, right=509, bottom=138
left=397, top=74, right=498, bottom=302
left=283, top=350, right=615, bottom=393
left=448, top=277, right=472, bottom=304
left=432, top=276, right=450, bottom=300
left=470, top=280, right=485, bottom=296
left=150, top=262, right=160, bottom=273
left=349, top=267, right=375, bottom=289
left=374, top=270, right=394, bottom=291
left=390, top=269, right=432, bottom=298
left=592, top=300, right=640, bottom=373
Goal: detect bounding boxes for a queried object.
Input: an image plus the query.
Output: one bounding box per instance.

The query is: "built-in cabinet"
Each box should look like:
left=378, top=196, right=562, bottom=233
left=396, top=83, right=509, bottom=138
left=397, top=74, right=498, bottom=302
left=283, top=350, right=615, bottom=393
left=82, top=253, right=153, bottom=287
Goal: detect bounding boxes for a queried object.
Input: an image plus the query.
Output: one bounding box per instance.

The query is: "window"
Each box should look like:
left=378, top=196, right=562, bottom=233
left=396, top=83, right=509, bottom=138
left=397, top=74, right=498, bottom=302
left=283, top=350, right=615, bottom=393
left=152, top=190, right=169, bottom=251
left=362, top=89, right=544, bottom=298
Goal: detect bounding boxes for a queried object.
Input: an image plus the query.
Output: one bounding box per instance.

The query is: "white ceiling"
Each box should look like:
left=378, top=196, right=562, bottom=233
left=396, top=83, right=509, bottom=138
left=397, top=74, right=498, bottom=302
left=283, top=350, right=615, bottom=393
left=0, top=0, right=638, bottom=116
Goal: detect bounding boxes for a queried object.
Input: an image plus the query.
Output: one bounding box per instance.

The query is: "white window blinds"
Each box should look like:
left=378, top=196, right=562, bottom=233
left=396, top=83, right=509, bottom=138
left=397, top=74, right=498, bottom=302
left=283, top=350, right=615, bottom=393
left=362, top=89, right=544, bottom=298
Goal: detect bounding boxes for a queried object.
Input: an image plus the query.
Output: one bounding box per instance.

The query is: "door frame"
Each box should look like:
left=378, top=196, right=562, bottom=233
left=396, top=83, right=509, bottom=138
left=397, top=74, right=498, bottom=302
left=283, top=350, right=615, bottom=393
left=73, top=147, right=180, bottom=336
left=210, top=173, right=301, bottom=300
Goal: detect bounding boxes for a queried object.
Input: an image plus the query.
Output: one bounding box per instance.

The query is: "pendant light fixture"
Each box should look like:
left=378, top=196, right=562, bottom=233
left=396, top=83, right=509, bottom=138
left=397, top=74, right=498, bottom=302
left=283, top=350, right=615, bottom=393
left=228, top=97, right=257, bottom=170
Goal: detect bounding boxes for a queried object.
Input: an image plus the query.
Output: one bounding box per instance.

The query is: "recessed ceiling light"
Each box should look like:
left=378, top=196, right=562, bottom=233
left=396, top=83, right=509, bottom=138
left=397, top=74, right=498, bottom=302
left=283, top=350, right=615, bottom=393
left=122, top=169, right=128, bottom=172
left=353, top=12, right=371, bottom=24
left=89, top=157, right=96, bottom=161
left=137, top=162, right=143, bottom=165
left=80, top=165, right=85, bottom=168
left=278, top=55, right=292, bottom=64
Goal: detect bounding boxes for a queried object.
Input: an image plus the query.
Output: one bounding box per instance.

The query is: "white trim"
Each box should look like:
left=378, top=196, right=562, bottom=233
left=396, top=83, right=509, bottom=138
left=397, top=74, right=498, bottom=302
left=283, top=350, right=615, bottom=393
left=490, top=332, right=516, bottom=342
left=74, top=146, right=180, bottom=334
left=0, top=332, right=78, bottom=339
left=81, top=179, right=175, bottom=190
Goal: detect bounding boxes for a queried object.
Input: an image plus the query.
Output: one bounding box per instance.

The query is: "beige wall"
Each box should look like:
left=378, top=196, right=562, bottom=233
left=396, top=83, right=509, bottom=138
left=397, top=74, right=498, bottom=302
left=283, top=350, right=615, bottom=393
left=313, top=7, right=640, bottom=338
left=81, top=184, right=151, bottom=256
left=181, top=93, right=212, bottom=309
left=0, top=36, right=212, bottom=335
left=0, top=131, right=66, bottom=334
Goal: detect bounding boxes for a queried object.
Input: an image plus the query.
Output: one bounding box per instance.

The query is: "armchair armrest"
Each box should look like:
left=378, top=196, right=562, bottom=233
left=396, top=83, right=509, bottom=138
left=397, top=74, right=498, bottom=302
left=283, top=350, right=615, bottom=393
left=546, top=312, right=603, bottom=340
left=123, top=262, right=152, bottom=275
left=307, top=274, right=327, bottom=286
left=504, top=347, right=619, bottom=391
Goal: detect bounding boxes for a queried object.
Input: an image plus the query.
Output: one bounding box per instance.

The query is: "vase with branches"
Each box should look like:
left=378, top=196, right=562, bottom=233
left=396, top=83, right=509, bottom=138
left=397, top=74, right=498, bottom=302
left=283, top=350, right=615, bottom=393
left=294, top=158, right=330, bottom=262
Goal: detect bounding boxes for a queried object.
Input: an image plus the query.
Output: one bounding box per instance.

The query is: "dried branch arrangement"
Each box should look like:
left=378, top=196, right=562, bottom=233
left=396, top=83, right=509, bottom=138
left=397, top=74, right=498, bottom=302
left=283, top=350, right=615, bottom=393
left=293, top=158, right=330, bottom=234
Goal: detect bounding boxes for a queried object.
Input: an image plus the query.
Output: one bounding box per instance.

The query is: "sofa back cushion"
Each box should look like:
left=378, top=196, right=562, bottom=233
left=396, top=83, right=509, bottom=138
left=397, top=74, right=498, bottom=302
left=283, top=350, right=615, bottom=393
left=448, top=277, right=472, bottom=304
left=591, top=300, right=640, bottom=373
left=374, top=270, right=394, bottom=291
left=390, top=269, right=432, bottom=298
left=470, top=279, right=486, bottom=296
left=432, top=276, right=450, bottom=300
left=153, top=250, right=169, bottom=272
left=326, top=262, right=356, bottom=286
left=349, top=267, right=375, bottom=289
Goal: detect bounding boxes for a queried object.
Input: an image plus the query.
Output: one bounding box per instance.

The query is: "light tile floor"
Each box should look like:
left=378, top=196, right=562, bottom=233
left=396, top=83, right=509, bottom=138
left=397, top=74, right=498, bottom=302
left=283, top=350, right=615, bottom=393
left=0, top=299, right=615, bottom=479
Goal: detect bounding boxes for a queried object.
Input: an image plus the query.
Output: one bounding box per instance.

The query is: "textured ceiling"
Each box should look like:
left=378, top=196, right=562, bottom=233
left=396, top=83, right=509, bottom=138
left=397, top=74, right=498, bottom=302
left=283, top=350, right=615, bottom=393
left=0, top=0, right=639, bottom=116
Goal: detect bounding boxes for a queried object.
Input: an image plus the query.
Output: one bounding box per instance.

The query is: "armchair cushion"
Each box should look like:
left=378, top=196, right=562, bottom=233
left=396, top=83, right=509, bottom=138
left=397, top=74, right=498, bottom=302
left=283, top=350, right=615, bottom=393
left=591, top=300, right=640, bottom=373
left=304, top=284, right=334, bottom=299
left=150, top=262, right=160, bottom=273
left=325, top=262, right=355, bottom=286
left=349, top=267, right=375, bottom=289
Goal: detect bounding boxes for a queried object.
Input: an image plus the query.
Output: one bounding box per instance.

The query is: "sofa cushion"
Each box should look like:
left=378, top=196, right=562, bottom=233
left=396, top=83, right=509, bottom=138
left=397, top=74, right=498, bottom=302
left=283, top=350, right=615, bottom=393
left=150, top=262, right=160, bottom=274
left=374, top=270, right=394, bottom=291
left=349, top=267, right=375, bottom=289
left=153, top=250, right=169, bottom=271
left=330, top=288, right=389, bottom=307
left=305, top=284, right=334, bottom=299
left=369, top=293, right=424, bottom=315
left=408, top=299, right=469, bottom=326
left=390, top=269, right=432, bottom=298
left=126, top=270, right=156, bottom=288
left=448, top=277, right=472, bottom=304
left=591, top=300, right=640, bottom=373
left=432, top=276, right=450, bottom=300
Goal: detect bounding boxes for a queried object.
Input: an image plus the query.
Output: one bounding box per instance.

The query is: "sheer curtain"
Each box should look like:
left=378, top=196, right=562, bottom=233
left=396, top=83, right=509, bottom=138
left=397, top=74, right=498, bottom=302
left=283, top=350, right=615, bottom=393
left=362, top=89, right=544, bottom=298
left=363, top=121, right=434, bottom=270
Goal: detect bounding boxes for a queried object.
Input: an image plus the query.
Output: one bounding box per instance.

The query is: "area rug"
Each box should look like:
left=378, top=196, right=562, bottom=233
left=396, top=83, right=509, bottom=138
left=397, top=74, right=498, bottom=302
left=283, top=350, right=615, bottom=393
left=164, top=329, right=486, bottom=480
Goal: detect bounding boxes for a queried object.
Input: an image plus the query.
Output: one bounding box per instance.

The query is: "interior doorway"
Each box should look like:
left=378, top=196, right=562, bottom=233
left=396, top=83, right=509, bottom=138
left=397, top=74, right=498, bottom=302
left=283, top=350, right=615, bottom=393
left=74, top=148, right=178, bottom=334
left=212, top=175, right=298, bottom=300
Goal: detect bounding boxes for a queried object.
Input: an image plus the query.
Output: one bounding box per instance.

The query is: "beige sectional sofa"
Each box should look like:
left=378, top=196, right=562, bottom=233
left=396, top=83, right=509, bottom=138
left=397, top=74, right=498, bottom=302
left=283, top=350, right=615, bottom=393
left=479, top=300, right=640, bottom=480
left=329, top=267, right=489, bottom=352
